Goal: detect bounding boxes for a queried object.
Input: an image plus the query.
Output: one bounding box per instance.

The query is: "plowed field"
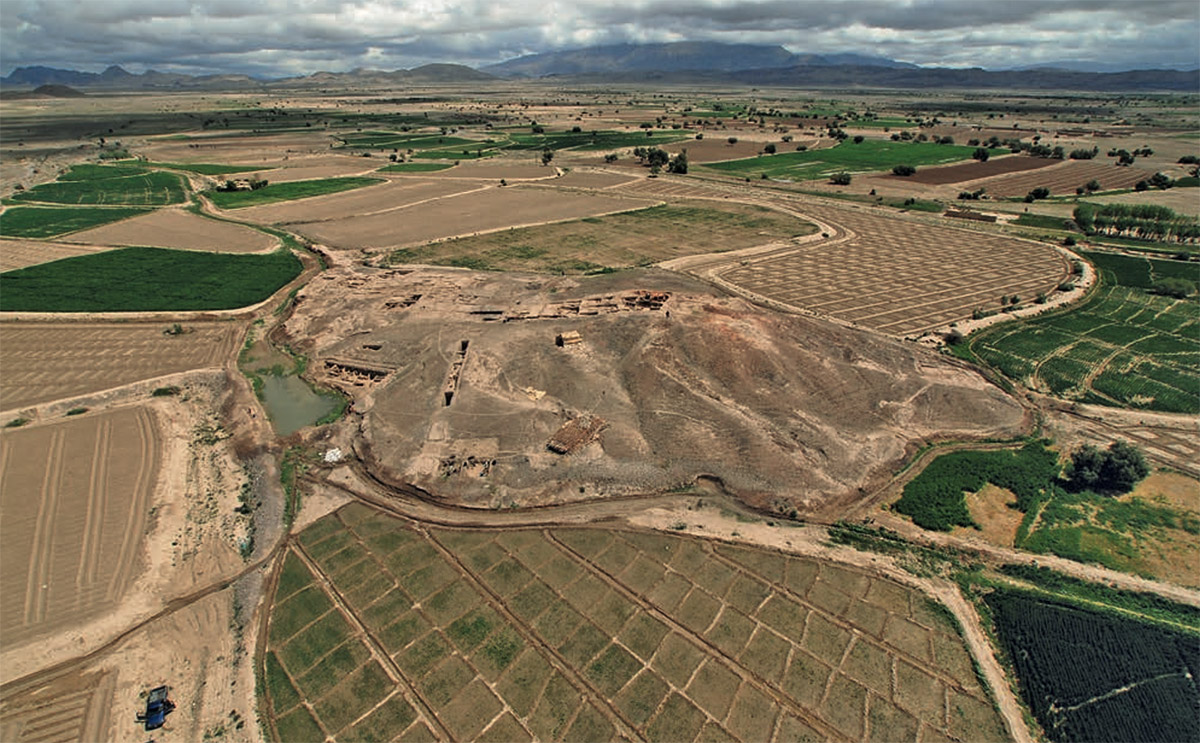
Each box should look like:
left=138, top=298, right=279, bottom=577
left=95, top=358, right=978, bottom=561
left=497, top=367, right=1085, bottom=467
left=0, top=239, right=107, bottom=272
left=259, top=504, right=1007, bottom=742
left=0, top=669, right=115, bottom=743
left=0, top=407, right=160, bottom=647
left=0, top=322, right=242, bottom=410
left=64, top=209, right=278, bottom=252
left=292, top=187, right=654, bottom=251
left=971, top=161, right=1156, bottom=197
left=230, top=178, right=482, bottom=225
left=896, top=155, right=1057, bottom=185
left=716, top=202, right=1069, bottom=336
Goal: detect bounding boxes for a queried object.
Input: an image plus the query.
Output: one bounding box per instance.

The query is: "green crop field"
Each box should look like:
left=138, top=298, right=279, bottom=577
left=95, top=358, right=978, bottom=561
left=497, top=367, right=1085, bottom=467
left=259, top=504, right=1006, bottom=742
left=385, top=201, right=817, bottom=274
left=338, top=132, right=479, bottom=150
left=505, top=129, right=692, bottom=152
left=0, top=206, right=152, bottom=239
left=967, top=251, right=1199, bottom=413
left=9, top=164, right=187, bottom=206
left=142, top=162, right=263, bottom=175
left=983, top=587, right=1199, bottom=743
left=702, top=140, right=1005, bottom=180
left=204, top=177, right=384, bottom=209
left=0, top=247, right=302, bottom=311
left=378, top=162, right=455, bottom=173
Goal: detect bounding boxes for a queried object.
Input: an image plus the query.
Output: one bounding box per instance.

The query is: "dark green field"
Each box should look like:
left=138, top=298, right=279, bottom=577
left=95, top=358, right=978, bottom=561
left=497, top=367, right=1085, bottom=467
left=984, top=587, right=1199, bottom=743
left=204, top=177, right=385, bottom=209
left=0, top=247, right=302, bottom=311
left=0, top=206, right=152, bottom=239
left=378, top=162, right=456, bottom=173
left=142, top=161, right=263, bottom=175
left=703, top=140, right=1005, bottom=180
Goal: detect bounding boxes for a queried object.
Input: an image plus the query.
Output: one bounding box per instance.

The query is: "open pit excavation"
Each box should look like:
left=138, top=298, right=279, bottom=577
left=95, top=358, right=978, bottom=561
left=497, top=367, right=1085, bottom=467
left=281, top=265, right=1027, bottom=517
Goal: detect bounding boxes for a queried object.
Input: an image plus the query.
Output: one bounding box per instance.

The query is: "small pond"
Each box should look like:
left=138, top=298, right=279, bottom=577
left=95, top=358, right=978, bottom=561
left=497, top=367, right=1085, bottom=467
left=259, top=374, right=341, bottom=436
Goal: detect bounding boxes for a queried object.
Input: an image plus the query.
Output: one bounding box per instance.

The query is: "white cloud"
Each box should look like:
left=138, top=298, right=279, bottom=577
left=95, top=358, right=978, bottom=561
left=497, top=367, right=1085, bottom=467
left=1, top=0, right=1197, bottom=75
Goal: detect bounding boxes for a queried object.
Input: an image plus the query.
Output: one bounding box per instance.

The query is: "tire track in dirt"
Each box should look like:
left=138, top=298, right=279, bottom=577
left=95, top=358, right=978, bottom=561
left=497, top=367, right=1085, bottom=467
left=77, top=417, right=110, bottom=588
left=25, top=430, right=65, bottom=628
left=107, top=407, right=157, bottom=601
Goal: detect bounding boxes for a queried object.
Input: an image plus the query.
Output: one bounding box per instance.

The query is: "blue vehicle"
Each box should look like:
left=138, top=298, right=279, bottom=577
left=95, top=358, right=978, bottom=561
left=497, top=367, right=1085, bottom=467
left=137, top=686, right=175, bottom=731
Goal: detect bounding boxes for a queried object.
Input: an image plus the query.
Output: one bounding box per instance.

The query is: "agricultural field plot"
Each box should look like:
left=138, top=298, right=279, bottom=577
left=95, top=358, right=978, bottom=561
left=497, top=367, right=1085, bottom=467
left=983, top=587, right=1199, bottom=743
left=884, top=155, right=1057, bottom=186
left=0, top=407, right=160, bottom=648
left=292, top=186, right=654, bottom=251
left=8, top=166, right=187, bottom=206
left=661, top=136, right=818, bottom=164
left=0, top=247, right=302, bottom=312
left=138, top=131, right=336, bottom=165
left=970, top=160, right=1157, bottom=198
left=261, top=504, right=1007, bottom=743
left=379, top=162, right=457, bottom=174
left=716, top=202, right=1068, bottom=336
left=0, top=206, right=153, bottom=240
left=63, top=208, right=278, bottom=252
left=0, top=321, right=241, bottom=410
left=0, top=238, right=108, bottom=271
left=505, top=129, right=693, bottom=153
left=229, top=178, right=481, bottom=225
left=969, top=252, right=1199, bottom=414
left=0, top=669, right=116, bottom=743
left=616, top=177, right=731, bottom=200
left=384, top=201, right=816, bottom=273
left=242, top=157, right=386, bottom=184
left=702, top=140, right=1004, bottom=181
left=204, top=176, right=385, bottom=209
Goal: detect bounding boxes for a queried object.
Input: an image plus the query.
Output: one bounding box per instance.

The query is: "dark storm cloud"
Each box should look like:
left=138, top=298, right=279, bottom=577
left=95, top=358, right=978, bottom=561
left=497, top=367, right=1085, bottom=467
left=1, top=0, right=1197, bottom=76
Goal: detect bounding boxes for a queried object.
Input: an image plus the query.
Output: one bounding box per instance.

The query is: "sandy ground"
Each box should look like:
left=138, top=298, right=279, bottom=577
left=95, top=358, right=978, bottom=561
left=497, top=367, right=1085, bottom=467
left=243, top=155, right=385, bottom=183
left=64, top=207, right=279, bottom=252
left=224, top=178, right=480, bottom=224
left=0, top=373, right=250, bottom=685
left=0, top=238, right=110, bottom=271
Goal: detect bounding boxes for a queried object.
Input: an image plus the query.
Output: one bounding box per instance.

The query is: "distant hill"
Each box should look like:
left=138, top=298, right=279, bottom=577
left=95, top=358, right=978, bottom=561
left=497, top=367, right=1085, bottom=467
left=0, top=83, right=86, bottom=100
left=0, top=62, right=494, bottom=90
left=483, top=42, right=915, bottom=77
left=2, top=44, right=1195, bottom=92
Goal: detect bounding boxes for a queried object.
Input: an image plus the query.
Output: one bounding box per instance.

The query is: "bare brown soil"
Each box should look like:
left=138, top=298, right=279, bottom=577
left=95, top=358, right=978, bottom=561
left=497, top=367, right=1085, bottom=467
left=64, top=207, right=278, bottom=252
left=0, top=406, right=160, bottom=649
left=226, top=178, right=480, bottom=225
left=137, top=131, right=338, bottom=166
left=291, top=185, right=655, bottom=251
left=244, top=155, right=383, bottom=183
left=953, top=485, right=1022, bottom=548
left=895, top=155, right=1057, bottom=185
left=0, top=321, right=243, bottom=411
left=283, top=265, right=1025, bottom=517
left=425, top=159, right=557, bottom=180
left=0, top=238, right=109, bottom=271
left=971, top=160, right=1157, bottom=197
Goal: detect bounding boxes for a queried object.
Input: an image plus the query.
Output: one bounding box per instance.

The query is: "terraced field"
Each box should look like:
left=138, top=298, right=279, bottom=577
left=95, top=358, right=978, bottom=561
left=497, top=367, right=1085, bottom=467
left=971, top=161, right=1157, bottom=198
left=260, top=504, right=1007, bottom=742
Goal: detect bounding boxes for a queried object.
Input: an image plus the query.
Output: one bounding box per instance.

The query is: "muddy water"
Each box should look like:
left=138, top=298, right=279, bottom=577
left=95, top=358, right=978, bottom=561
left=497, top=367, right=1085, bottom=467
left=259, top=375, right=340, bottom=436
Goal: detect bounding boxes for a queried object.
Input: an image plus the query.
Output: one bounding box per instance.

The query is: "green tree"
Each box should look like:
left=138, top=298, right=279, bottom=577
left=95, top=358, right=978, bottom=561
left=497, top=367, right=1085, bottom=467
left=1066, top=441, right=1149, bottom=494
left=972, top=147, right=990, bottom=162
left=541, top=148, right=554, bottom=166
left=830, top=172, right=852, bottom=186
left=892, top=164, right=916, bottom=176
left=763, top=143, right=776, bottom=154
left=667, top=150, right=688, bottom=174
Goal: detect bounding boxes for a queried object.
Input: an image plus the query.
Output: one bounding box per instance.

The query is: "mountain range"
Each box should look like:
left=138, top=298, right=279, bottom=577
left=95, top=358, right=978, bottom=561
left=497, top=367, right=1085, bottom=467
left=3, top=42, right=1197, bottom=91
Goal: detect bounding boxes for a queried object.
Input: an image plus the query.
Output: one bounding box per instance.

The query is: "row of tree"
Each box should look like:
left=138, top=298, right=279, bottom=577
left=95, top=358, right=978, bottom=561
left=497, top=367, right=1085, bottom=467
left=1074, top=202, right=1200, bottom=243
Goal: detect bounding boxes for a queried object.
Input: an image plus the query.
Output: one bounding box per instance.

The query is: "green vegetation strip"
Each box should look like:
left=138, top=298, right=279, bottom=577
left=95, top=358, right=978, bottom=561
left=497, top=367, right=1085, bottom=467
left=378, top=162, right=455, bottom=173
left=0, top=247, right=301, bottom=311
left=0, top=206, right=152, bottom=239
left=142, top=162, right=263, bottom=175
left=703, top=140, right=1005, bottom=180
left=205, top=177, right=384, bottom=209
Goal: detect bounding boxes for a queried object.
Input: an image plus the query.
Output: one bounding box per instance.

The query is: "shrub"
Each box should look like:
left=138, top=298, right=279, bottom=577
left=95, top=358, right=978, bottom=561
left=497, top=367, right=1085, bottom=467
left=152, top=386, right=182, bottom=397
left=892, top=164, right=916, bottom=177
left=830, top=171, right=852, bottom=186
left=1151, top=278, right=1194, bottom=298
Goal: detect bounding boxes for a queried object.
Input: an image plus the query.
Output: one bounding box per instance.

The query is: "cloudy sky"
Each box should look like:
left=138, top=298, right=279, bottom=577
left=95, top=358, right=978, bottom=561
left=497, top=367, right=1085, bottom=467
left=2, top=0, right=1198, bottom=76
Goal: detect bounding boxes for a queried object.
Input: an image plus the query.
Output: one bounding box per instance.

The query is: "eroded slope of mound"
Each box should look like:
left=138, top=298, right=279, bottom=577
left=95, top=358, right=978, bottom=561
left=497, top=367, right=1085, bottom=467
left=284, top=266, right=1026, bottom=515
